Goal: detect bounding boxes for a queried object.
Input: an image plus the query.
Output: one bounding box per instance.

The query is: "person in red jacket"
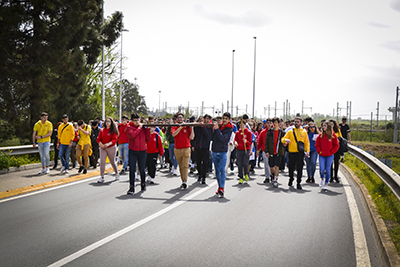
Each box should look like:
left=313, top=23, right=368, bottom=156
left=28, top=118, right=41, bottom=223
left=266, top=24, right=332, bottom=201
left=315, top=121, right=339, bottom=192
left=118, top=115, right=129, bottom=175
left=126, top=113, right=150, bottom=194
left=97, top=117, right=119, bottom=183
left=257, top=119, right=272, bottom=183
left=146, top=127, right=164, bottom=184
left=234, top=120, right=253, bottom=184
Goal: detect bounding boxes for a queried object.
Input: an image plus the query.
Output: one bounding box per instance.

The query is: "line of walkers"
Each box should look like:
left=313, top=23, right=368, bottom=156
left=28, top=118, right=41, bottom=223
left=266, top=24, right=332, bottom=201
left=33, top=111, right=351, bottom=196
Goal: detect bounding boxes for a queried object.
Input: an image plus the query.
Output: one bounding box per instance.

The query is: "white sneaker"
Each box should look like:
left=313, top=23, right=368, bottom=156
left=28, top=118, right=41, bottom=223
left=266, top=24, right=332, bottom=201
left=173, top=168, right=177, bottom=176
left=38, top=169, right=45, bottom=174
left=45, top=168, right=50, bottom=174
left=98, top=177, right=105, bottom=183
left=65, top=169, right=69, bottom=174
left=60, top=166, right=65, bottom=174
left=171, top=166, right=175, bottom=174
left=149, top=177, right=155, bottom=184
left=115, top=174, right=120, bottom=181
left=323, top=185, right=328, bottom=191
left=319, top=179, right=324, bottom=187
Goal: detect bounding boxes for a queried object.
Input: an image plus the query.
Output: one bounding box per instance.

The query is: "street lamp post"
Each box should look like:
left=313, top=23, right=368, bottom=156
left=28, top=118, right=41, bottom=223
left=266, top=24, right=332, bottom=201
left=231, top=50, right=235, bottom=116
left=119, top=29, right=129, bottom=122
left=158, top=91, right=161, bottom=117
left=252, top=37, right=257, bottom=119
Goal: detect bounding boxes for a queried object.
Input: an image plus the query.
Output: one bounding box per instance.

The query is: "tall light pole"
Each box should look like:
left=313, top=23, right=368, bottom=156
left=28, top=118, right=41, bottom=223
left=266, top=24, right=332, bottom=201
left=252, top=37, right=257, bottom=119
left=158, top=91, right=161, bottom=117
left=119, top=28, right=129, bottom=122
left=101, top=0, right=105, bottom=120
left=231, top=49, right=235, bottom=116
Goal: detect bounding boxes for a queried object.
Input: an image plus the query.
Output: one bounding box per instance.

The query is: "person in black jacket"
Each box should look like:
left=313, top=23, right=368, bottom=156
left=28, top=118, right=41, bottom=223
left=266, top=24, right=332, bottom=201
left=264, top=117, right=285, bottom=188
left=90, top=120, right=101, bottom=168
left=194, top=115, right=212, bottom=184
left=211, top=112, right=234, bottom=197
left=165, top=115, right=178, bottom=175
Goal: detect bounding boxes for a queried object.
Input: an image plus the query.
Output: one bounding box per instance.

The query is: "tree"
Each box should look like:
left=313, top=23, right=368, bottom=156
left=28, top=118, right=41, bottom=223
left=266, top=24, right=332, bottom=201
left=0, top=1, right=122, bottom=143
left=121, top=80, right=149, bottom=115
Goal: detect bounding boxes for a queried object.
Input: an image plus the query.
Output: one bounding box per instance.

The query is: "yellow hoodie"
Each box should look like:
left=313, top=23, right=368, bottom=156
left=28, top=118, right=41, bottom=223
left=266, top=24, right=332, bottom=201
left=281, top=127, right=310, bottom=153
left=58, top=122, right=75, bottom=145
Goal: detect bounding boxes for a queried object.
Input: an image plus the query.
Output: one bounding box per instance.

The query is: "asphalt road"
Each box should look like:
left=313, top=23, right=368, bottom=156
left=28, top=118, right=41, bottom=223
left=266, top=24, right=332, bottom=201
left=0, top=164, right=382, bottom=267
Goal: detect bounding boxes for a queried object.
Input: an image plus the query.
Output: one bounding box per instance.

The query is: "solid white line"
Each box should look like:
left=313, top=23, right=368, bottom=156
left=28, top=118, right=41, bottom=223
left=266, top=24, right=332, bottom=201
left=48, top=181, right=218, bottom=267
left=341, top=172, right=371, bottom=267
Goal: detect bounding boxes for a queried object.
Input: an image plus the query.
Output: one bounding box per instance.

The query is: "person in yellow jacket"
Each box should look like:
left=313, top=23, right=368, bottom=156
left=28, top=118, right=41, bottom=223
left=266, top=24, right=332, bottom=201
left=76, top=120, right=92, bottom=174
left=57, top=114, right=75, bottom=174
left=281, top=117, right=310, bottom=190
left=32, top=112, right=53, bottom=174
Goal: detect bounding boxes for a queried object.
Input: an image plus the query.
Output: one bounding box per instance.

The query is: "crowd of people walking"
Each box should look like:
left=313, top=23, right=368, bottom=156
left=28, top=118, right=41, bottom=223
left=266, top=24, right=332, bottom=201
left=32, top=111, right=351, bottom=196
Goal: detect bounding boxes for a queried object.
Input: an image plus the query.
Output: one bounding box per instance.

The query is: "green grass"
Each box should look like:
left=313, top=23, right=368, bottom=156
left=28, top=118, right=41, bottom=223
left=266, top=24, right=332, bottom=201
left=344, top=154, right=400, bottom=255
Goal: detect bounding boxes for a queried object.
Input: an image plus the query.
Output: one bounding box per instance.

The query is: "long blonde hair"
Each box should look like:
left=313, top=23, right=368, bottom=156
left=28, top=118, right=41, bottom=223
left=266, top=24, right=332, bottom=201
left=321, top=121, right=333, bottom=140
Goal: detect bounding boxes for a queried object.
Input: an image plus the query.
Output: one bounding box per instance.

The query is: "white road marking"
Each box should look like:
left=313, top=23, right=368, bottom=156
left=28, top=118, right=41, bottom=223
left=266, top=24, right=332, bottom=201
left=48, top=181, right=218, bottom=267
left=341, top=172, right=371, bottom=267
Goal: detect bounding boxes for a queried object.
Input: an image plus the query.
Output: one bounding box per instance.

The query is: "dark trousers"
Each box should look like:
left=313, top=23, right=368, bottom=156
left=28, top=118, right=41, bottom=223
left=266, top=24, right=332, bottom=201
left=331, top=152, right=341, bottom=179
left=91, top=144, right=99, bottom=167
left=53, top=142, right=59, bottom=167
left=129, top=150, right=147, bottom=187
left=195, top=148, right=209, bottom=178
left=164, top=148, right=170, bottom=165
left=146, top=153, right=158, bottom=178
left=289, top=152, right=304, bottom=184
left=236, top=149, right=249, bottom=178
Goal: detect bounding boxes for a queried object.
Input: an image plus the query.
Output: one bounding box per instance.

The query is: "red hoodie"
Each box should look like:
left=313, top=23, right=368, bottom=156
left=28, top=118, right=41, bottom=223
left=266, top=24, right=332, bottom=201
left=147, top=132, right=164, bottom=156
left=257, top=128, right=268, bottom=151
left=234, top=128, right=252, bottom=151
left=118, top=123, right=129, bottom=144
left=125, top=122, right=151, bottom=151
left=315, top=132, right=339, bottom=157
left=97, top=128, right=118, bottom=146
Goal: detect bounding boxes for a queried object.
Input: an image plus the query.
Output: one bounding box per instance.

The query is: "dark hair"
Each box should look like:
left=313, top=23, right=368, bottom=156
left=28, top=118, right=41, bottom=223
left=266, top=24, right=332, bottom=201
left=242, top=114, right=249, bottom=120
left=175, top=112, right=184, bottom=118
left=216, top=116, right=222, bottom=120
left=342, top=117, right=347, bottom=121
left=41, top=112, right=48, bottom=117
left=92, top=120, right=98, bottom=126
left=62, top=114, right=68, bottom=119
left=148, top=116, right=154, bottom=120
left=131, top=113, right=139, bottom=120
left=105, top=117, right=119, bottom=136
left=294, top=117, right=302, bottom=122
left=77, top=120, right=84, bottom=126
left=272, top=117, right=280, bottom=123
left=96, top=117, right=101, bottom=120
left=329, top=119, right=340, bottom=133
left=223, top=112, right=231, bottom=119
left=122, top=115, right=129, bottom=120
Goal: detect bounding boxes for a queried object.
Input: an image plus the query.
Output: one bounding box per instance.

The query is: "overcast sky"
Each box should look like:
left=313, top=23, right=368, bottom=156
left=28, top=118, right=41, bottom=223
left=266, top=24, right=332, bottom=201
left=105, top=0, right=400, bottom=120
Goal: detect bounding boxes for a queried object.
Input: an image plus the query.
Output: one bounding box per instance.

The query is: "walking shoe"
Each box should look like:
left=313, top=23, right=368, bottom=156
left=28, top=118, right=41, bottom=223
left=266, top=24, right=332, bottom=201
left=216, top=187, right=221, bottom=194
left=189, top=167, right=194, bottom=174
left=78, top=166, right=84, bottom=173
left=97, top=177, right=104, bottom=183
left=238, top=178, right=244, bottom=184
left=52, top=165, right=57, bottom=170
left=320, top=179, right=324, bottom=187
left=263, top=178, right=270, bottom=183
left=329, top=179, right=333, bottom=183
left=297, top=183, right=302, bottom=190
left=335, top=178, right=340, bottom=183
left=323, top=185, right=328, bottom=192
left=250, top=170, right=255, bottom=175
left=288, top=179, right=293, bottom=187
left=38, top=168, right=45, bottom=174
left=119, top=169, right=125, bottom=175
left=273, top=181, right=278, bottom=188
left=65, top=169, right=69, bottom=174
left=45, top=168, right=50, bottom=174
left=180, top=183, right=187, bottom=190
left=83, top=169, right=87, bottom=174
left=60, top=166, right=65, bottom=174
left=311, top=177, right=315, bottom=183
left=306, top=178, right=311, bottom=183
left=115, top=174, right=120, bottom=181
left=201, top=178, right=206, bottom=184
left=173, top=168, right=178, bottom=176
left=197, top=177, right=201, bottom=182
left=218, top=188, right=224, bottom=198
left=149, top=177, right=155, bottom=184
left=141, top=184, right=146, bottom=191
left=127, top=187, right=134, bottom=195
left=244, top=174, right=249, bottom=182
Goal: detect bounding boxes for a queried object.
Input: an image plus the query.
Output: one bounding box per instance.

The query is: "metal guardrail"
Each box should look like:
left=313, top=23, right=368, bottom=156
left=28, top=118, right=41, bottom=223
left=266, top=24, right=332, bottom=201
left=0, top=144, right=54, bottom=156
left=348, top=144, right=400, bottom=202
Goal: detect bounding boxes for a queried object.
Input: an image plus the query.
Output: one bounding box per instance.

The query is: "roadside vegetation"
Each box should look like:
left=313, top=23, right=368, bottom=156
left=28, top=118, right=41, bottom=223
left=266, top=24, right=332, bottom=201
left=345, top=141, right=400, bottom=255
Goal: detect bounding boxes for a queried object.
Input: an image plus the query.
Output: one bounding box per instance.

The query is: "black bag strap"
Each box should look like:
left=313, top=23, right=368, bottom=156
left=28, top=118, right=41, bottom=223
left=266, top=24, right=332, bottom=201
left=61, top=124, right=69, bottom=134
left=155, top=133, right=159, bottom=149
left=292, top=128, right=298, bottom=143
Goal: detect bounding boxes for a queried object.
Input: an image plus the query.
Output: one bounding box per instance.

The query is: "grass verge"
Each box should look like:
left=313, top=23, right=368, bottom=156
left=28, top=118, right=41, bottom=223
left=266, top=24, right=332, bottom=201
left=344, top=154, right=400, bottom=255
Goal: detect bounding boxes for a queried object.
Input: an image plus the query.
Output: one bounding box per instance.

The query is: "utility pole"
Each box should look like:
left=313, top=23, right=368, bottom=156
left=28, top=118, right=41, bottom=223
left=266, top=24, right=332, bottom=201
left=376, top=102, right=379, bottom=130
left=370, top=112, right=373, bottom=142
left=394, top=87, right=399, bottom=143
left=274, top=101, right=277, bottom=117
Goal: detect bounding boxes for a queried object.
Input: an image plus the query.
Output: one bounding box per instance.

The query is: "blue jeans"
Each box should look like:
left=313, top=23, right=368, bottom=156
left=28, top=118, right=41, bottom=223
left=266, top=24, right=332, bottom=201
left=59, top=144, right=71, bottom=169
left=129, top=150, right=147, bottom=187
left=38, top=142, right=50, bottom=168
left=305, top=150, right=318, bottom=178
left=213, top=152, right=227, bottom=188
left=168, top=143, right=178, bottom=169
left=319, top=155, right=334, bottom=184
left=119, top=143, right=129, bottom=170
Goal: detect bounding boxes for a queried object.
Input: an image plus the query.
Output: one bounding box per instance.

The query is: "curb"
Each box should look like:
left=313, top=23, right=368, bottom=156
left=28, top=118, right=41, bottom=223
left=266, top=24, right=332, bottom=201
left=0, top=166, right=120, bottom=200
left=0, top=162, right=56, bottom=175
left=341, top=163, right=400, bottom=267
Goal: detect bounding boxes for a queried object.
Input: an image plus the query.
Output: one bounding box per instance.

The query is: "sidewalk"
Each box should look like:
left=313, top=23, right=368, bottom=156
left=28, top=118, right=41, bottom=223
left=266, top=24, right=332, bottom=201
left=0, top=162, right=119, bottom=199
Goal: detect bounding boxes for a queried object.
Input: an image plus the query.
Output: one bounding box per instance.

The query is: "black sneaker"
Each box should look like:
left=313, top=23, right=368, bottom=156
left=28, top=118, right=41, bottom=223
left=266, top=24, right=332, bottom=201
left=297, top=183, right=302, bottom=190
left=78, top=166, right=84, bottom=173
left=335, top=178, right=340, bottom=183
left=180, top=183, right=187, bottom=190
left=197, top=177, right=201, bottom=182
left=288, top=179, right=294, bottom=187
left=83, top=169, right=87, bottom=174
left=141, top=184, right=146, bottom=191
left=306, top=178, right=311, bottom=183
left=311, top=177, right=315, bottom=183
left=263, top=178, right=270, bottom=183
left=201, top=178, right=206, bottom=184
left=127, top=187, right=134, bottom=195
left=119, top=169, right=125, bottom=175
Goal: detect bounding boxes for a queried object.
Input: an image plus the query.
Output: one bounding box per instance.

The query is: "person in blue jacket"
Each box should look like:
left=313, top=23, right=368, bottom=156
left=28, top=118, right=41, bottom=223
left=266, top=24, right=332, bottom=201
left=305, top=121, right=320, bottom=183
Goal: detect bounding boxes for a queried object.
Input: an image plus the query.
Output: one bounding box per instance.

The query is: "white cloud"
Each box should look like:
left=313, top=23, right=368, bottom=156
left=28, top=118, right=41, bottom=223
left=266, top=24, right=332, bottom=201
left=380, top=40, right=400, bottom=53
left=193, top=5, right=271, bottom=28
left=366, top=64, right=400, bottom=79
left=389, top=0, right=400, bottom=12
left=367, top=22, right=391, bottom=28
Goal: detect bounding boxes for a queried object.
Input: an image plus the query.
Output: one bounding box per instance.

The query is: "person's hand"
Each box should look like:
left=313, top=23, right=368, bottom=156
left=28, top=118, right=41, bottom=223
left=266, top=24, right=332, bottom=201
left=33, top=143, right=36, bottom=148
left=305, top=152, right=309, bottom=157
left=266, top=152, right=270, bottom=158
left=213, top=121, right=219, bottom=129
left=250, top=151, right=253, bottom=156
left=285, top=139, right=291, bottom=144
left=256, top=151, right=259, bottom=157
